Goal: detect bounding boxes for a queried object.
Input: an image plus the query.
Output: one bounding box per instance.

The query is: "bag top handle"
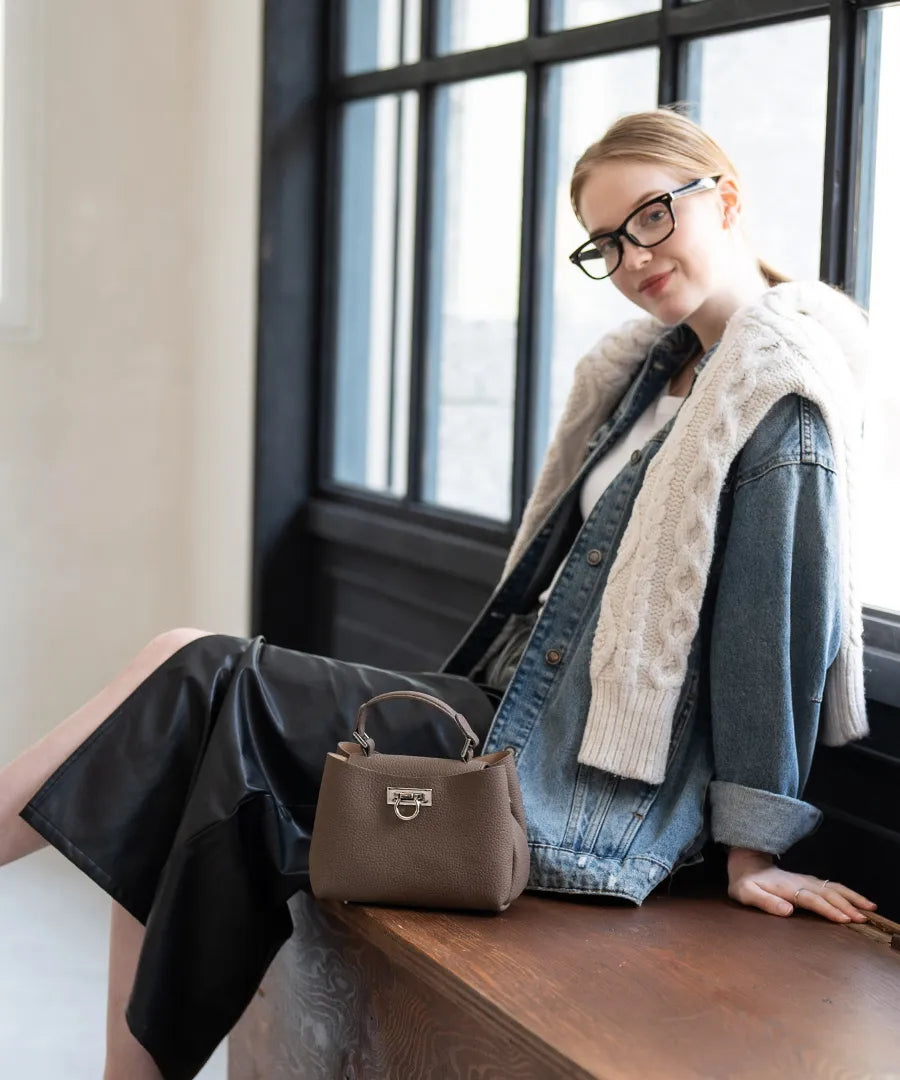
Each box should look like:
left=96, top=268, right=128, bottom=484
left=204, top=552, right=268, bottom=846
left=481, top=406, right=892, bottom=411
left=354, top=689, right=481, bottom=762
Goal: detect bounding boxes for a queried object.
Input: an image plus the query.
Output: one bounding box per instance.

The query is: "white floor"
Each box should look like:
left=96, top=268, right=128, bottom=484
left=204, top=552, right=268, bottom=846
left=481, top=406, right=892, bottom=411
left=0, top=846, right=227, bottom=1079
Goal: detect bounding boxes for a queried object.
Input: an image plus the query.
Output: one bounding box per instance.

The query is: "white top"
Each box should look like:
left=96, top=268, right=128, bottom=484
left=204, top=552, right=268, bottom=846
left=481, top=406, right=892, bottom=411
left=537, top=383, right=685, bottom=607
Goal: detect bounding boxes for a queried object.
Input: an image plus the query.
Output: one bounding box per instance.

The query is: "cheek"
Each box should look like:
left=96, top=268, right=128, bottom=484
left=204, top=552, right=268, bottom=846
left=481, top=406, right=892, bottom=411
left=669, top=218, right=727, bottom=274
left=662, top=230, right=695, bottom=265
left=663, top=237, right=713, bottom=287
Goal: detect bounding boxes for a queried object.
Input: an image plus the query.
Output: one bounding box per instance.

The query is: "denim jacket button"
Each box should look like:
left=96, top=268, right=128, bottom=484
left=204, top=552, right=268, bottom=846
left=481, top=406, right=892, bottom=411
left=586, top=549, right=602, bottom=565
left=630, top=449, right=642, bottom=464
left=545, top=648, right=562, bottom=665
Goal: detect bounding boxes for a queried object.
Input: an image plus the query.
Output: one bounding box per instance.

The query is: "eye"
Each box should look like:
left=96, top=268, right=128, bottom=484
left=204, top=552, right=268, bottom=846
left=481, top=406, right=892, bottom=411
left=638, top=206, right=668, bottom=228
left=593, top=236, right=617, bottom=257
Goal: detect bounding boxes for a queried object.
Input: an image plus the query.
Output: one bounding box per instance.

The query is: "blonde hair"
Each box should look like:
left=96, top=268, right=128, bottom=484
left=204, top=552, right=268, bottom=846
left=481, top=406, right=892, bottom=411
left=569, top=105, right=791, bottom=287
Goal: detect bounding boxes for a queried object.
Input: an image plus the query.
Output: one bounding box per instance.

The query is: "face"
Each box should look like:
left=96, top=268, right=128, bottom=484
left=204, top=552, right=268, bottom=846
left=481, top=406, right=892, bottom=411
left=576, top=159, right=742, bottom=323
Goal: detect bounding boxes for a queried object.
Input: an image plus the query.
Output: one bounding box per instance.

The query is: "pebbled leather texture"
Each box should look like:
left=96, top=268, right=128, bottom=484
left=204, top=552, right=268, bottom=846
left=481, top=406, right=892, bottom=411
left=308, top=689, right=531, bottom=913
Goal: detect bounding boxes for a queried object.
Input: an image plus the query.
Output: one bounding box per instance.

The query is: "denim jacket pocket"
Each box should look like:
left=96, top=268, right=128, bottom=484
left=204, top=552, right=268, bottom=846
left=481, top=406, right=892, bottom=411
left=563, top=652, right=703, bottom=859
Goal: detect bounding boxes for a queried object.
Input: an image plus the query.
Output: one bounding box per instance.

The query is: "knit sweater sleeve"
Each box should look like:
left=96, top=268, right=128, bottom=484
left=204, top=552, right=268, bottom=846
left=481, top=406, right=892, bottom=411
left=706, top=404, right=842, bottom=855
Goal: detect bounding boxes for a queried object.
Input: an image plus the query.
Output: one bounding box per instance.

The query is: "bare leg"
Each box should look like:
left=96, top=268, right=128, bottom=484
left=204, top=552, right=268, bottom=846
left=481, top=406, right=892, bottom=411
left=103, top=901, right=163, bottom=1080
left=0, top=627, right=215, bottom=868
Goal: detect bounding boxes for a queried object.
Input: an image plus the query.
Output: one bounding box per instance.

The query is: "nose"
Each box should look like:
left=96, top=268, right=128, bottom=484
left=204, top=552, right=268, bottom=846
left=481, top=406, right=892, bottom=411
left=619, top=235, right=652, bottom=273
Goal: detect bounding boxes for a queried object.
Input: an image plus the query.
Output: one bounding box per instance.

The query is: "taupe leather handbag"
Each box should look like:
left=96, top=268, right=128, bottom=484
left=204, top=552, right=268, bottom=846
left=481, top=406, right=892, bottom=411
left=308, top=689, right=531, bottom=912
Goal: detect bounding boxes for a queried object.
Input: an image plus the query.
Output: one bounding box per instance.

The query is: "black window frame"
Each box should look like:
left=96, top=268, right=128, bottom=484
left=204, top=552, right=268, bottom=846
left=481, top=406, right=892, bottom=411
left=252, top=0, right=900, bottom=710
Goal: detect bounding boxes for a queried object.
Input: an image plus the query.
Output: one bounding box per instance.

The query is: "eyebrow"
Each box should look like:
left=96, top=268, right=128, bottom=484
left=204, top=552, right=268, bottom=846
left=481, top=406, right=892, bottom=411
left=592, top=189, right=664, bottom=234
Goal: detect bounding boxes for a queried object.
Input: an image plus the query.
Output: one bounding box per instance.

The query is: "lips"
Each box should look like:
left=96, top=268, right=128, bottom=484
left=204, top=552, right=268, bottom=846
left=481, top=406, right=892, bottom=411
left=640, top=270, right=673, bottom=293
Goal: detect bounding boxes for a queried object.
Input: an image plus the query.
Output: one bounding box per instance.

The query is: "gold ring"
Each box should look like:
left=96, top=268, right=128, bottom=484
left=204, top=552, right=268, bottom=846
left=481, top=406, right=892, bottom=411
left=793, top=887, right=803, bottom=902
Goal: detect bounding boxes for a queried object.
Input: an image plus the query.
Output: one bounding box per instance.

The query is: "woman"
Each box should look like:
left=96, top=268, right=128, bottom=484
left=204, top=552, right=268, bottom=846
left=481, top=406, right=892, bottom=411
left=0, top=107, right=879, bottom=1079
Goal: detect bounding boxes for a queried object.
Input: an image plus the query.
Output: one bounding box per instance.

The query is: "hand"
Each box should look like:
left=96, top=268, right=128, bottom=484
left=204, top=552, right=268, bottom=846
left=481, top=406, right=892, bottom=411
left=726, top=847, right=878, bottom=922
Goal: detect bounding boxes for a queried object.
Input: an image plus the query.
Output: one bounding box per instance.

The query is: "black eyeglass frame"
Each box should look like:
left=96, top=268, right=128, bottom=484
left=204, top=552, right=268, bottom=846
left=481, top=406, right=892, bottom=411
left=569, top=174, right=724, bottom=280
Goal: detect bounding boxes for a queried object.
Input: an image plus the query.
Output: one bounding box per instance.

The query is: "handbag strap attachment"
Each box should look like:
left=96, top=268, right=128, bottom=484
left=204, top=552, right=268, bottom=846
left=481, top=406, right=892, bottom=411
left=353, top=689, right=481, bottom=762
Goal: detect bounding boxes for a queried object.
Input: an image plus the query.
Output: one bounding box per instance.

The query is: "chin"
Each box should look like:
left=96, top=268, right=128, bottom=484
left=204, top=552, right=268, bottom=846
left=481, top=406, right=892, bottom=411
left=652, top=291, right=695, bottom=324
left=640, top=298, right=687, bottom=325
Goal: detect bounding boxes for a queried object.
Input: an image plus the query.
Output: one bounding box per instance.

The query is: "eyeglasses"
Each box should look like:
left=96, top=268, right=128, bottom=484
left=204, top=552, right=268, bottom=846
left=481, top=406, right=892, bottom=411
left=569, top=175, right=723, bottom=280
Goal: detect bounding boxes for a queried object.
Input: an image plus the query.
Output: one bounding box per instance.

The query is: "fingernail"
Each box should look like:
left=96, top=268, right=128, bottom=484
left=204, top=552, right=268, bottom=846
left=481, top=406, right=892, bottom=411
left=838, top=913, right=850, bottom=920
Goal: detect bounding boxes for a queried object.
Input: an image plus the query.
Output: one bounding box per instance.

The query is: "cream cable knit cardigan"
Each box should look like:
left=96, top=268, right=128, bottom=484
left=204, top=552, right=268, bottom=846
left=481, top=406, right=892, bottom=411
left=499, top=280, right=872, bottom=785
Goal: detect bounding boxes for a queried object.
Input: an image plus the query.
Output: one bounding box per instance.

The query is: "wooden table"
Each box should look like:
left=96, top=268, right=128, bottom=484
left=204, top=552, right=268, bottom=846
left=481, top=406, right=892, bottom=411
left=229, top=883, right=900, bottom=1079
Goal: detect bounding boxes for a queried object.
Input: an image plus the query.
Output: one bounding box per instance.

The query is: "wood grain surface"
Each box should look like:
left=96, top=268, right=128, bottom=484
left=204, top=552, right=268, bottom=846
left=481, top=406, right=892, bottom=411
left=229, top=885, right=900, bottom=1079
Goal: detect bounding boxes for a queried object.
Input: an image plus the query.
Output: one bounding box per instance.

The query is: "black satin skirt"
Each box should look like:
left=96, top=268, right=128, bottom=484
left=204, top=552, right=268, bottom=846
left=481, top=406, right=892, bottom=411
left=18, top=632, right=503, bottom=1080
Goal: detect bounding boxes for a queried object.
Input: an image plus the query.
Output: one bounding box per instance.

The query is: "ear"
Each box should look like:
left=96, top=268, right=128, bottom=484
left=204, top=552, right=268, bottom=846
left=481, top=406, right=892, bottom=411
left=716, top=174, right=742, bottom=228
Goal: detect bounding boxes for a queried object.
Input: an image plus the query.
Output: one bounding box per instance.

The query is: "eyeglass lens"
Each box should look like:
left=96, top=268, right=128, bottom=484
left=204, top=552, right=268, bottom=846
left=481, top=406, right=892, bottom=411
left=580, top=200, right=674, bottom=279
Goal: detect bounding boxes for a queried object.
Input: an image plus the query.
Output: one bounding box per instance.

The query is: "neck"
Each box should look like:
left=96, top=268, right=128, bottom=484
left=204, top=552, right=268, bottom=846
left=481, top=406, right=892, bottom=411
left=684, top=260, right=770, bottom=353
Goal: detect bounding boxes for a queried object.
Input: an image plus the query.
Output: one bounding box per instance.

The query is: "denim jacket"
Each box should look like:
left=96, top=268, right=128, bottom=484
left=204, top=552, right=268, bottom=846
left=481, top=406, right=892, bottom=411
left=438, top=322, right=841, bottom=904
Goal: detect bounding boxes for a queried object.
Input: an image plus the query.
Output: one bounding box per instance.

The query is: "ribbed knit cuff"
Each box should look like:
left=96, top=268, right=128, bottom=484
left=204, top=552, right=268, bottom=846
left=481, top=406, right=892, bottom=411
left=709, top=780, right=823, bottom=855
left=576, top=680, right=682, bottom=785
left=820, top=643, right=870, bottom=745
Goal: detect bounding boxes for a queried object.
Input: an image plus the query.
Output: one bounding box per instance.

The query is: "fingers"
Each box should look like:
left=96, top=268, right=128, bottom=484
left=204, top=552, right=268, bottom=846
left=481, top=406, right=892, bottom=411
left=763, top=883, right=868, bottom=923
left=799, top=886, right=865, bottom=922
left=818, top=883, right=874, bottom=921
left=741, top=881, right=794, bottom=917
left=821, top=881, right=877, bottom=910
left=729, top=870, right=880, bottom=923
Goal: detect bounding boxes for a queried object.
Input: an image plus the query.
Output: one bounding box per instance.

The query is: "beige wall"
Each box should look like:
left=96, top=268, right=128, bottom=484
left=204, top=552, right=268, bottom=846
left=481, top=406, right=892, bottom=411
left=0, top=0, right=262, bottom=760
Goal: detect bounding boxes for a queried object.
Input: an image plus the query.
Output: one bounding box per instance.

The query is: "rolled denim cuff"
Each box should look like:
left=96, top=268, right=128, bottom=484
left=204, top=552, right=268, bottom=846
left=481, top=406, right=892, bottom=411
left=709, top=780, right=824, bottom=855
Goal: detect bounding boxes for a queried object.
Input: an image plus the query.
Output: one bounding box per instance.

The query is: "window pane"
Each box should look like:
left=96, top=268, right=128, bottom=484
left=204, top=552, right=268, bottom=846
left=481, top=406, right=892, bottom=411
left=856, top=5, right=900, bottom=615
left=546, top=0, right=660, bottom=32
left=402, top=0, right=421, bottom=64
left=344, top=0, right=420, bottom=74
left=424, top=74, right=526, bottom=520
left=686, top=17, right=829, bottom=281
left=331, top=94, right=418, bottom=496
left=532, top=51, right=659, bottom=481
left=435, top=0, right=528, bottom=55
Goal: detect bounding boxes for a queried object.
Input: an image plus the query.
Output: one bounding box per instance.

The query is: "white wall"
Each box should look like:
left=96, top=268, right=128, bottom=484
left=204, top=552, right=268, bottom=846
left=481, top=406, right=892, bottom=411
left=0, top=0, right=262, bottom=761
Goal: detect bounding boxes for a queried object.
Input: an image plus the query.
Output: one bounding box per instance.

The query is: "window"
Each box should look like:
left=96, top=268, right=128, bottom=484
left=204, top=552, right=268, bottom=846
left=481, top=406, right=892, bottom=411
left=546, top=0, right=660, bottom=32
left=856, top=3, right=900, bottom=615
left=435, top=0, right=528, bottom=54
left=532, top=49, right=658, bottom=480
left=332, top=93, right=418, bottom=496
left=325, top=0, right=900, bottom=636
left=423, top=73, right=526, bottom=520
left=683, top=17, right=829, bottom=282
left=343, top=0, right=420, bottom=75
left=0, top=0, right=42, bottom=340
